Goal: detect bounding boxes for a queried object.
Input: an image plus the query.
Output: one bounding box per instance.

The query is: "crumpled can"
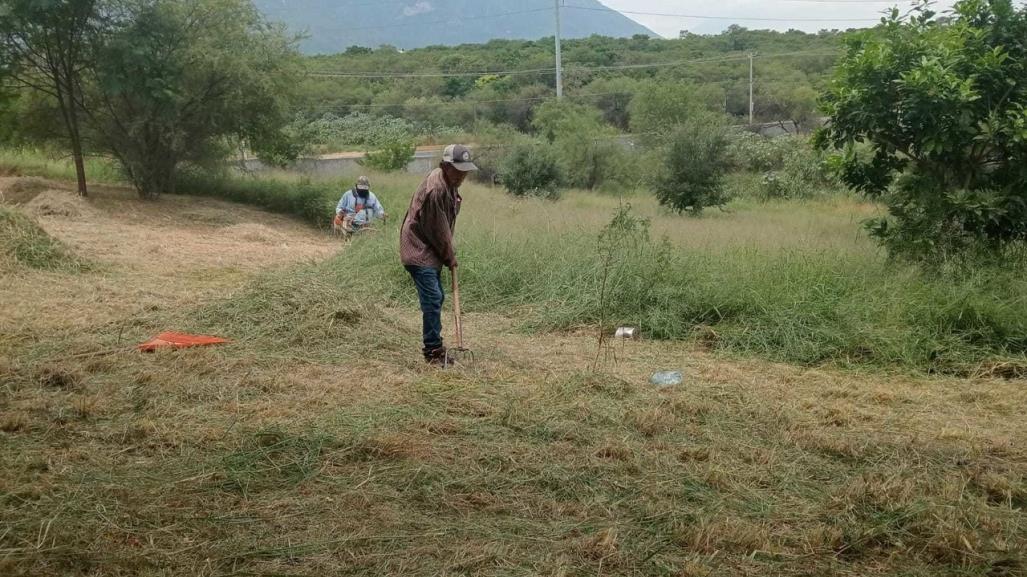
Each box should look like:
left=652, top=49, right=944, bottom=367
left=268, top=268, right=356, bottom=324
left=614, top=327, right=638, bottom=339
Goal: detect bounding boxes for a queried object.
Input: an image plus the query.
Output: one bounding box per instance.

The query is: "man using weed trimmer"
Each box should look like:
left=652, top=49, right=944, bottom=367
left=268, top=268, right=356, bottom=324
left=334, top=176, right=386, bottom=236
left=400, top=144, right=477, bottom=366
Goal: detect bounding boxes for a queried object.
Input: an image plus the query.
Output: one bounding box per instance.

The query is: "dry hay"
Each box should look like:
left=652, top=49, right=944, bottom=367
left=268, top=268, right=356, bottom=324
left=221, top=223, right=287, bottom=244
left=0, top=177, right=50, bottom=205
left=0, top=205, right=83, bottom=271
left=23, top=189, right=96, bottom=218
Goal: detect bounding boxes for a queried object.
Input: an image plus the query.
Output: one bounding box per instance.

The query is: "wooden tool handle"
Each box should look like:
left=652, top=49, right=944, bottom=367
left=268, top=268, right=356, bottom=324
left=451, top=267, right=463, bottom=348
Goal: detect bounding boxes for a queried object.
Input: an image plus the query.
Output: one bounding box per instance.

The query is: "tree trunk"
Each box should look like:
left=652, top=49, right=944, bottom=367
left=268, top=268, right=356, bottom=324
left=69, top=128, right=88, bottom=197
left=130, top=156, right=177, bottom=199
left=53, top=72, right=88, bottom=197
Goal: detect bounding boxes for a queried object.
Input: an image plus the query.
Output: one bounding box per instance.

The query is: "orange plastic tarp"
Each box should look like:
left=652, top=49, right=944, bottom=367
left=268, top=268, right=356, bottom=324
left=138, top=331, right=229, bottom=352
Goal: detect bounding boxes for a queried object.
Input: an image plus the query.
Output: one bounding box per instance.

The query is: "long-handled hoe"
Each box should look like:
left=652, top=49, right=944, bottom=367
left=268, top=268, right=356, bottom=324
left=445, top=266, right=474, bottom=367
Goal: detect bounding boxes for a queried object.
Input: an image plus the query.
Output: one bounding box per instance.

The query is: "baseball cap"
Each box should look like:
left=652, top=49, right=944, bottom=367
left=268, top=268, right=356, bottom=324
left=355, top=175, right=370, bottom=190
left=442, top=144, right=478, bottom=172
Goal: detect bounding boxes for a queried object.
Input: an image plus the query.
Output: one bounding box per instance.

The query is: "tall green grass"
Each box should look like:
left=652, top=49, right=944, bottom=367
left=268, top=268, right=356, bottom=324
left=0, top=147, right=414, bottom=229
left=0, top=147, right=123, bottom=183
left=331, top=219, right=1027, bottom=373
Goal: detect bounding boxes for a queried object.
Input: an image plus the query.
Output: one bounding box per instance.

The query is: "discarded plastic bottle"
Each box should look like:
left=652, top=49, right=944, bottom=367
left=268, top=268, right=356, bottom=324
left=649, top=371, right=683, bottom=387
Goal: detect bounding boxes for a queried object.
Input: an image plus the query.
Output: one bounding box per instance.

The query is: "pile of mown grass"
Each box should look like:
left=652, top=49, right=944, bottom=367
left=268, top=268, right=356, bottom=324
left=0, top=207, right=85, bottom=272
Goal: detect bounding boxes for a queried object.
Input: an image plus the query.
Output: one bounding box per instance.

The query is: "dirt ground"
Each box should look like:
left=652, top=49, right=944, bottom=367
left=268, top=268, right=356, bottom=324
left=2, top=178, right=1025, bottom=577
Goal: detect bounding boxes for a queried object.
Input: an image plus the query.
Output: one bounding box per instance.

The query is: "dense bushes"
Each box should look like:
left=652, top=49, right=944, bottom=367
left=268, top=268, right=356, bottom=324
left=499, top=142, right=562, bottom=199
left=290, top=111, right=460, bottom=153
left=532, top=101, right=638, bottom=191
left=728, top=132, right=840, bottom=199
left=467, top=121, right=533, bottom=185
left=651, top=116, right=731, bottom=213
left=176, top=170, right=338, bottom=228
left=360, top=140, right=415, bottom=172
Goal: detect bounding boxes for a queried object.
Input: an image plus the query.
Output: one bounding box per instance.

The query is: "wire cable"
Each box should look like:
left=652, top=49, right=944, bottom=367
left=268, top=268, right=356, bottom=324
left=306, top=48, right=839, bottom=79
left=341, top=7, right=553, bottom=31
left=562, top=4, right=881, bottom=22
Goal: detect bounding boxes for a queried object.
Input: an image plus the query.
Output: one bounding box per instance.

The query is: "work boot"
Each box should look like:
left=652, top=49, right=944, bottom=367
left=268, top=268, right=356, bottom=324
left=424, top=347, right=449, bottom=366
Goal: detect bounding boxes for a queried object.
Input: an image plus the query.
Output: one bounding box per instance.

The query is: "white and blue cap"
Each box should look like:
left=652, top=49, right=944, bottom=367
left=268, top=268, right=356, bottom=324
left=442, top=144, right=478, bottom=172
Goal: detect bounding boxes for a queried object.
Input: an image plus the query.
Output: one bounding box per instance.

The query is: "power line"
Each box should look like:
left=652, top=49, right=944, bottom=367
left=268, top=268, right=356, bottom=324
left=308, top=67, right=555, bottom=79
left=341, top=7, right=552, bottom=31
left=562, top=4, right=881, bottom=22
left=306, top=48, right=838, bottom=79
left=291, top=48, right=840, bottom=113
left=289, top=91, right=629, bottom=111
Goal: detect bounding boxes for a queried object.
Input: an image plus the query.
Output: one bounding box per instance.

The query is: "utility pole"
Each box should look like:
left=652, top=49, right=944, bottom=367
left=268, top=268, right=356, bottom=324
left=748, top=52, right=755, bottom=125
left=555, top=0, right=563, bottom=99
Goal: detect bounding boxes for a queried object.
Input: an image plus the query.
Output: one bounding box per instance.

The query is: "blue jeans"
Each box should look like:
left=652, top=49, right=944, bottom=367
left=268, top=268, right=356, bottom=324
left=405, top=265, right=445, bottom=355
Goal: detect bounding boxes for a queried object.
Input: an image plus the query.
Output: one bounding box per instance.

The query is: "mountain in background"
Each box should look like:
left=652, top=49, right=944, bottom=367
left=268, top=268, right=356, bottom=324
left=253, top=0, right=657, bottom=54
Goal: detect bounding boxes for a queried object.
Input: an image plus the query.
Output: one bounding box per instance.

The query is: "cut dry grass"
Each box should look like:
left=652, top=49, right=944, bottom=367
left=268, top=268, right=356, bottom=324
left=0, top=206, right=86, bottom=272
left=2, top=325, right=1025, bottom=576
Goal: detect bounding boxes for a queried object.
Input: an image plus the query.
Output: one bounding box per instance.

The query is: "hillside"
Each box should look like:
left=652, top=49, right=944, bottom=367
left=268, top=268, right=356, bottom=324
left=253, top=0, right=656, bottom=53
left=295, top=30, right=842, bottom=130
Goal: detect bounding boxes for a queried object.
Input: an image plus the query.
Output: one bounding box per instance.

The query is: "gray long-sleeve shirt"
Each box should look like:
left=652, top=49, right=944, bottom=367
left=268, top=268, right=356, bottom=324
left=337, top=190, right=385, bottom=225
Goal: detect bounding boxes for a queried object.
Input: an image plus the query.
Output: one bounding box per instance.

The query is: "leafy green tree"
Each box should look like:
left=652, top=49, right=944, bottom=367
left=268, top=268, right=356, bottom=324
left=469, top=120, right=532, bottom=185
left=500, top=141, right=562, bottom=199
left=651, top=113, right=731, bottom=214
left=88, top=0, right=300, bottom=197
left=0, top=0, right=99, bottom=195
left=532, top=99, right=635, bottom=190
left=817, top=0, right=1027, bottom=258
left=628, top=83, right=704, bottom=145
left=583, top=77, right=639, bottom=130
left=360, top=140, right=415, bottom=172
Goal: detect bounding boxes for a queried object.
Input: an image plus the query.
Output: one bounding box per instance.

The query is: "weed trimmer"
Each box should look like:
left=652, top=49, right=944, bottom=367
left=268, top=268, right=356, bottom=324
left=445, top=266, right=474, bottom=367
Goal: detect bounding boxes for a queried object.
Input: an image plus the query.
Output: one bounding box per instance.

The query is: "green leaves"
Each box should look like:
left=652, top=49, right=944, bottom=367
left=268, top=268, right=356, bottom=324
left=85, top=0, right=301, bottom=196
left=818, top=0, right=1027, bottom=259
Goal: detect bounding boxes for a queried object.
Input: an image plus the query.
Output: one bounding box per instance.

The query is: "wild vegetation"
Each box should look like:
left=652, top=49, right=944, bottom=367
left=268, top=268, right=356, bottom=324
left=2, top=168, right=1026, bottom=576
left=0, top=0, right=299, bottom=197
left=294, top=26, right=840, bottom=132
left=2, top=1, right=1026, bottom=575
left=818, top=0, right=1027, bottom=260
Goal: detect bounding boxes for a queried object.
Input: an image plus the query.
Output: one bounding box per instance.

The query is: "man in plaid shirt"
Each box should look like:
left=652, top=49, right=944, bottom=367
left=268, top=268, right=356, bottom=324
left=399, top=144, right=478, bottom=365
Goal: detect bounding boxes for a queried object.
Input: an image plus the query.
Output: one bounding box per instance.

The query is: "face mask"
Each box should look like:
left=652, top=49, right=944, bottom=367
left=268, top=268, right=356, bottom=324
left=356, top=189, right=369, bottom=199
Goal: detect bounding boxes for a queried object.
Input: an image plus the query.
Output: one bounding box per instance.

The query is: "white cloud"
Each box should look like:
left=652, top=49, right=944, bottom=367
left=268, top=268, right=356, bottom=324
left=403, top=1, right=435, bottom=17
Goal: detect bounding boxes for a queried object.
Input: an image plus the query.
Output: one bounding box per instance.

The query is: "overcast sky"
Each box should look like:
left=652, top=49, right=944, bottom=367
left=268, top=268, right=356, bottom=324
left=595, top=0, right=961, bottom=37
